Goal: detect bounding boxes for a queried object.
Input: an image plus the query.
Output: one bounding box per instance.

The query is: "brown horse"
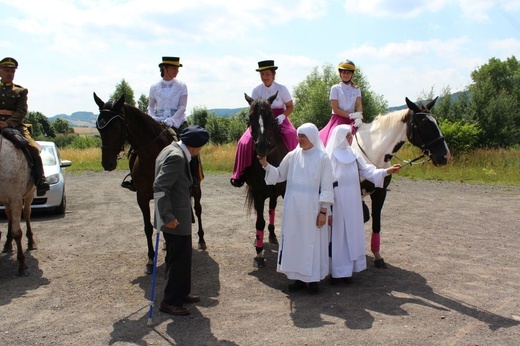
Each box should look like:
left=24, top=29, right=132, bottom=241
left=93, top=93, right=205, bottom=274
left=0, top=137, right=36, bottom=276
left=243, top=93, right=287, bottom=267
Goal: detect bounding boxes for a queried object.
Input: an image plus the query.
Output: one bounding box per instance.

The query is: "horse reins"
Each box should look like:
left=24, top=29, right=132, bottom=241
left=97, top=107, right=171, bottom=157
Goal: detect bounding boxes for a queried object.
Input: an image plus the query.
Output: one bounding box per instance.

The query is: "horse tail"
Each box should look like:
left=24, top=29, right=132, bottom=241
left=245, top=184, right=254, bottom=217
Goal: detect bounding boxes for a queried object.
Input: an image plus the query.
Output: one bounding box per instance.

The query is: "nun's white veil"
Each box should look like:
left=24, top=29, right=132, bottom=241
left=297, top=123, right=325, bottom=151
left=325, top=124, right=356, bottom=163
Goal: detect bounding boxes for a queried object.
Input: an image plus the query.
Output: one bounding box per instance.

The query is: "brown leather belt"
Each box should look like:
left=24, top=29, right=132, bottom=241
left=0, top=109, right=14, bottom=116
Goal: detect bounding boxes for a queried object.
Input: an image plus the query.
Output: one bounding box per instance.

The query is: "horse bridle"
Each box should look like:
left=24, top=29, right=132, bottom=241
left=403, top=111, right=445, bottom=165
left=96, top=108, right=127, bottom=153
left=355, top=111, right=445, bottom=168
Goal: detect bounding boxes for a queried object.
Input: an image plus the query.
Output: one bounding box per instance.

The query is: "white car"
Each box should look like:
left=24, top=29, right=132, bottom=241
left=33, top=141, right=72, bottom=214
left=1, top=141, right=72, bottom=215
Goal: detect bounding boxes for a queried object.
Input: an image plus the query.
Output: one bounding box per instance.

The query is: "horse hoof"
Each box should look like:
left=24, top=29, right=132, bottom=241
left=28, top=245, right=38, bottom=251
left=145, top=263, right=154, bottom=275
left=198, top=241, right=207, bottom=250
left=268, top=235, right=278, bottom=245
left=18, top=268, right=29, bottom=276
left=374, top=258, right=388, bottom=269
left=253, top=257, right=266, bottom=268
left=2, top=247, right=12, bottom=253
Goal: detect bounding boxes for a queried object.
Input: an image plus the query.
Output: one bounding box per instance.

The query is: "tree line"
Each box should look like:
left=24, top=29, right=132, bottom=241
left=29, top=56, right=519, bottom=153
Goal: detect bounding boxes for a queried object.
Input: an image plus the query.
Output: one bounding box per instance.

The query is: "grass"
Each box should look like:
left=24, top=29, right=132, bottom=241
left=60, top=143, right=520, bottom=186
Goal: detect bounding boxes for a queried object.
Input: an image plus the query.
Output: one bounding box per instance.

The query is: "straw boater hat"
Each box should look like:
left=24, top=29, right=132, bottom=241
left=159, top=56, right=183, bottom=68
left=0, top=57, right=18, bottom=69
left=256, top=60, right=278, bottom=72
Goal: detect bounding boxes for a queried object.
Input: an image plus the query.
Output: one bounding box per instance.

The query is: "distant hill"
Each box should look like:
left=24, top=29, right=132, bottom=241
left=48, top=111, right=97, bottom=127
left=49, top=92, right=465, bottom=127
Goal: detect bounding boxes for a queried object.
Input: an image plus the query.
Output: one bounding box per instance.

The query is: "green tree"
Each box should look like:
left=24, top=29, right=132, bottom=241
left=25, top=111, right=55, bottom=138
left=467, top=56, right=520, bottom=147
left=52, top=118, right=71, bottom=135
left=205, top=113, right=229, bottom=144
left=291, top=64, right=387, bottom=129
left=137, top=94, right=149, bottom=113
left=190, top=106, right=211, bottom=128
left=111, top=79, right=136, bottom=106
left=227, top=109, right=249, bottom=143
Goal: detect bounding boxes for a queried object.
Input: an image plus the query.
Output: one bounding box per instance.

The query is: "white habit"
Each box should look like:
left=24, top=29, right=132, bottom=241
left=264, top=124, right=334, bottom=283
left=326, top=125, right=389, bottom=278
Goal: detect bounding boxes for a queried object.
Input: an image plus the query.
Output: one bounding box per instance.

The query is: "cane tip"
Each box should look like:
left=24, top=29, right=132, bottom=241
left=147, top=318, right=153, bottom=326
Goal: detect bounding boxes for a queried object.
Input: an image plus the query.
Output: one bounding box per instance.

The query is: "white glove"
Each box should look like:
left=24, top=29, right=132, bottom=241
left=163, top=117, right=175, bottom=127
left=276, top=114, right=286, bottom=125
left=354, top=118, right=363, bottom=127
left=350, top=112, right=363, bottom=120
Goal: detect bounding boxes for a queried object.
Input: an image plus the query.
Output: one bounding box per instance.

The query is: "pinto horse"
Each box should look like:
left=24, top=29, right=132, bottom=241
left=243, top=92, right=287, bottom=267
left=0, top=137, right=36, bottom=276
left=352, top=97, right=450, bottom=268
left=93, top=93, right=206, bottom=274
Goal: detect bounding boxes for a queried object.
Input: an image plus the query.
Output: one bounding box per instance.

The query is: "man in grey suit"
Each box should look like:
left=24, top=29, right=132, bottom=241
left=154, top=125, right=210, bottom=316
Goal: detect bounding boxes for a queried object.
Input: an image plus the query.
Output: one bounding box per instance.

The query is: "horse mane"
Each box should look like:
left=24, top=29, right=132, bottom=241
left=121, top=103, right=164, bottom=137
left=371, top=108, right=409, bottom=131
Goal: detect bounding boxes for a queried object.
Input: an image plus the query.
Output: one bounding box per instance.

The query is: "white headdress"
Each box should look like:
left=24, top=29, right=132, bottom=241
left=325, top=124, right=356, bottom=163
left=297, top=123, right=325, bottom=151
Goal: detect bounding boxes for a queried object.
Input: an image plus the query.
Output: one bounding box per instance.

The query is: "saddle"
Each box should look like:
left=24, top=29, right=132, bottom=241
left=1, top=127, right=29, bottom=148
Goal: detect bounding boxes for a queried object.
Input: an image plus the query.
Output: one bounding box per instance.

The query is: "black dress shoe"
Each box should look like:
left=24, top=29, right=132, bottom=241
left=288, top=280, right=306, bottom=292
left=308, top=282, right=319, bottom=294
left=159, top=301, right=190, bottom=316
left=36, top=178, right=50, bottom=196
left=230, top=176, right=245, bottom=188
left=183, top=295, right=201, bottom=303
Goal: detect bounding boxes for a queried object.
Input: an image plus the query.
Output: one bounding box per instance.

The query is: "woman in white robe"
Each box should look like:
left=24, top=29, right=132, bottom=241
left=325, top=125, right=401, bottom=283
left=259, top=123, right=334, bottom=294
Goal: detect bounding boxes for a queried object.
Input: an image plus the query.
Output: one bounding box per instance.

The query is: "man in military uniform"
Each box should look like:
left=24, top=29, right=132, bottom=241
left=0, top=57, right=50, bottom=195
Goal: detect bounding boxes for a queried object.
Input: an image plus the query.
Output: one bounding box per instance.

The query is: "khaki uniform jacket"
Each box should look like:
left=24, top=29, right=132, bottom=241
left=0, top=82, right=28, bottom=131
left=153, top=141, right=193, bottom=236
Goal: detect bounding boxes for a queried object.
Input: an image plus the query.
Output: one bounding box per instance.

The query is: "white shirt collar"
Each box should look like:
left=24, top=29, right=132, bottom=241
left=178, top=141, right=192, bottom=161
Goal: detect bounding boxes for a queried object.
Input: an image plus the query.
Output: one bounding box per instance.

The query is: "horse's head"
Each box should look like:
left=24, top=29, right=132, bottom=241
left=244, top=92, right=279, bottom=158
left=405, top=97, right=450, bottom=166
left=94, top=92, right=127, bottom=171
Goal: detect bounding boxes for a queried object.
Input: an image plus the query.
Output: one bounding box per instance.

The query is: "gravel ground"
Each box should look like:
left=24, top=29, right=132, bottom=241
left=0, top=171, right=519, bottom=345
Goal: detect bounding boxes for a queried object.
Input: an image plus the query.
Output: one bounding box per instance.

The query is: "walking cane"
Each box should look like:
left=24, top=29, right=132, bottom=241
left=147, top=191, right=165, bottom=326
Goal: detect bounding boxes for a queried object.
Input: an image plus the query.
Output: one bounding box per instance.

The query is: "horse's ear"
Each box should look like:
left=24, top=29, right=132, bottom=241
left=267, top=91, right=278, bottom=105
left=405, top=97, right=420, bottom=113
left=245, top=93, right=254, bottom=105
left=114, top=94, right=126, bottom=109
left=93, top=92, right=105, bottom=109
left=425, top=96, right=438, bottom=111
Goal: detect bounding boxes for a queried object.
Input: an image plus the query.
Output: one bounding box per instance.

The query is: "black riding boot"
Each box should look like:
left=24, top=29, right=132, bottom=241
left=28, top=146, right=50, bottom=196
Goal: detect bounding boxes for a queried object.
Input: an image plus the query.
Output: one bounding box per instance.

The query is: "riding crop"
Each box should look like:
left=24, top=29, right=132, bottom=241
left=147, top=191, right=165, bottom=326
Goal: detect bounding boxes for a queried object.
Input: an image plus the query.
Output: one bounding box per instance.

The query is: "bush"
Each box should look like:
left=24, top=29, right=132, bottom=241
left=52, top=135, right=101, bottom=149
left=440, top=119, right=480, bottom=154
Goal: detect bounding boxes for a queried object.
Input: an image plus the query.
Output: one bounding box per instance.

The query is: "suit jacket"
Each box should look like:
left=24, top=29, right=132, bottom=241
left=153, top=141, right=193, bottom=235
left=0, top=82, right=28, bottom=131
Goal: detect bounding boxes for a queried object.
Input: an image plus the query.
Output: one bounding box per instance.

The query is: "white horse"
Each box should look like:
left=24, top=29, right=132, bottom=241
left=352, top=97, right=450, bottom=268
left=0, top=136, right=36, bottom=276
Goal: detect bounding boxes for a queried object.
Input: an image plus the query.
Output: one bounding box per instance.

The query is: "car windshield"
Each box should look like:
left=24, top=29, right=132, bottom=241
left=41, top=146, right=57, bottom=166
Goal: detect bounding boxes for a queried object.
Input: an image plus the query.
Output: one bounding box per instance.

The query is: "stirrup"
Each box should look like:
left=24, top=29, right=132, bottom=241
left=36, top=179, right=50, bottom=196
left=121, top=173, right=136, bottom=192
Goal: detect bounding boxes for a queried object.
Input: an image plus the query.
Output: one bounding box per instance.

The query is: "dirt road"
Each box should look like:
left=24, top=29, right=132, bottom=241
left=1, top=171, right=519, bottom=345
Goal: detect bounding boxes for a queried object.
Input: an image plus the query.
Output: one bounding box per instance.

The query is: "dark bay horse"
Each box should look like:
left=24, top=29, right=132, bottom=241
left=352, top=97, right=450, bottom=268
left=0, top=137, right=36, bottom=276
left=243, top=92, right=287, bottom=267
left=93, top=93, right=205, bottom=274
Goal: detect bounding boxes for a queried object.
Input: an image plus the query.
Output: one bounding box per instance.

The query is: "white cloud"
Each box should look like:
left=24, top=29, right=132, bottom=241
left=343, top=0, right=448, bottom=18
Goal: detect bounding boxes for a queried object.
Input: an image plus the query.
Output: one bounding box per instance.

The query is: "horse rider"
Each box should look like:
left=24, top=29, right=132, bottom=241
left=0, top=57, right=50, bottom=196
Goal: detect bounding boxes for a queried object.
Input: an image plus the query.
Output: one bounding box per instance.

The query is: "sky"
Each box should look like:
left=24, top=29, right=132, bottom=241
left=1, top=0, right=519, bottom=118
